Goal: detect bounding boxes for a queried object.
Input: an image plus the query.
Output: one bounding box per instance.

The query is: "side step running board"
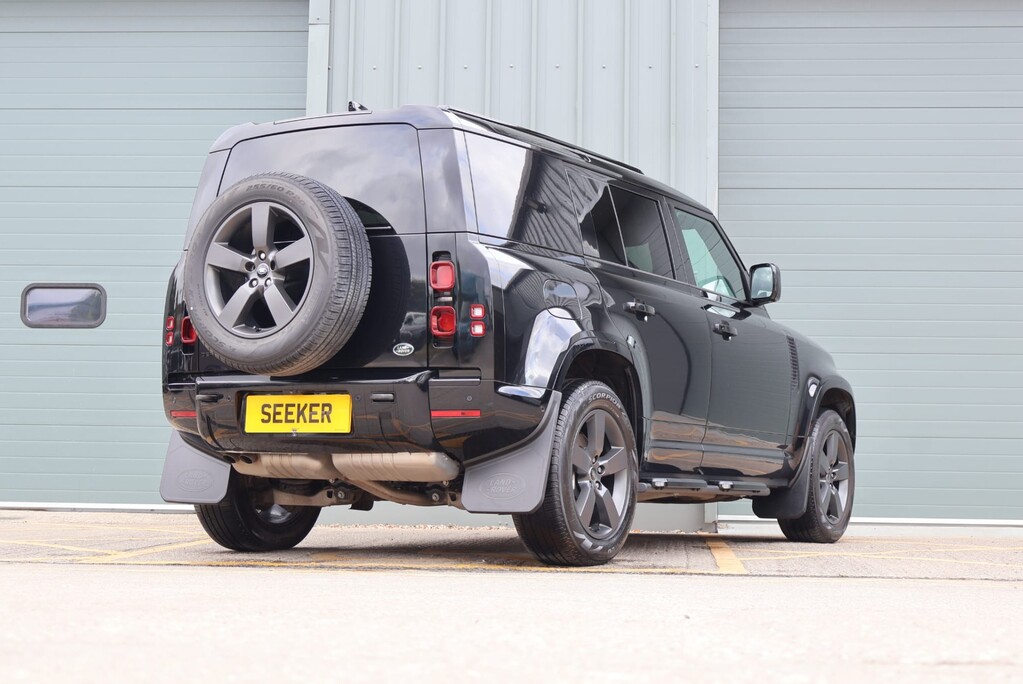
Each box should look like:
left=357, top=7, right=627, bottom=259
left=637, top=477, right=770, bottom=497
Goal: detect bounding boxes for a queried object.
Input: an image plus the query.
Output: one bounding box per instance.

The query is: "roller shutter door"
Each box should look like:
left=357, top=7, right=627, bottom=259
left=0, top=1, right=308, bottom=503
left=720, top=1, right=1023, bottom=520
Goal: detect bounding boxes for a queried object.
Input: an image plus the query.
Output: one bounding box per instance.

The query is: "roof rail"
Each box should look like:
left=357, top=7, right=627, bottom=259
left=445, top=107, right=643, bottom=176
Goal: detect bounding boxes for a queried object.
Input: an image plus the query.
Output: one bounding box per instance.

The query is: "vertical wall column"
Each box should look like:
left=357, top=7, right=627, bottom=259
left=306, top=0, right=332, bottom=115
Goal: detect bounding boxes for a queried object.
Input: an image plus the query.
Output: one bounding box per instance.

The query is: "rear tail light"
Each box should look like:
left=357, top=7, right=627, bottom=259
left=180, top=316, right=197, bottom=344
left=430, top=260, right=456, bottom=292
left=430, top=306, right=456, bottom=338
left=164, top=316, right=175, bottom=345
left=469, top=320, right=486, bottom=337
left=170, top=410, right=197, bottom=419
left=469, top=304, right=485, bottom=319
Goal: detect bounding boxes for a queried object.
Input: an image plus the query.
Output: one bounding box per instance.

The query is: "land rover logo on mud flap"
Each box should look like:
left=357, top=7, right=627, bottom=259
left=392, top=342, right=414, bottom=357
left=482, top=473, right=524, bottom=500
left=177, top=469, right=213, bottom=493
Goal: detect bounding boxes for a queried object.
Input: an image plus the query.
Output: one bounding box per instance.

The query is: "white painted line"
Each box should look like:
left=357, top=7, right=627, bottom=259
left=0, top=502, right=192, bottom=514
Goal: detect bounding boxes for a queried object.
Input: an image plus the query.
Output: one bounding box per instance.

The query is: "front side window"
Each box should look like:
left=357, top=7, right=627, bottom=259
left=673, top=209, right=745, bottom=300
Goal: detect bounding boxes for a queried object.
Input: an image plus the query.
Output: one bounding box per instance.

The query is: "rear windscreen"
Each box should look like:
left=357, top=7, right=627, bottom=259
left=220, top=124, right=426, bottom=235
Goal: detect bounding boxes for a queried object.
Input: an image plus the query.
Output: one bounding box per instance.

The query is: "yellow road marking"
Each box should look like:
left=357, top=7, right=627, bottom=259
left=705, top=538, right=747, bottom=575
left=0, top=539, right=119, bottom=555
left=84, top=539, right=213, bottom=563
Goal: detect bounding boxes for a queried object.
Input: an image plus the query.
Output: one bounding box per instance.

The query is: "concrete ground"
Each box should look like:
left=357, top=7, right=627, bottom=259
left=0, top=511, right=1020, bottom=683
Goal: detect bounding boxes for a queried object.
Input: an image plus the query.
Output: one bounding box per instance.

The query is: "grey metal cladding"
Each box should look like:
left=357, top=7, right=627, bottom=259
left=720, top=0, right=1023, bottom=520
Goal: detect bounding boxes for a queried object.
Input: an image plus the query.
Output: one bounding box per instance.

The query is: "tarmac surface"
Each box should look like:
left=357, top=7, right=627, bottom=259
left=0, top=510, right=1021, bottom=682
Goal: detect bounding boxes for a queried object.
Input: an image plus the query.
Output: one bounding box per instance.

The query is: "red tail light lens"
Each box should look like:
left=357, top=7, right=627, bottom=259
left=165, top=316, right=175, bottom=331
left=180, top=316, right=197, bottom=344
left=430, top=261, right=456, bottom=291
left=430, top=305, right=457, bottom=338
left=164, top=331, right=174, bottom=346
left=469, top=304, right=486, bottom=319
left=469, top=321, right=486, bottom=337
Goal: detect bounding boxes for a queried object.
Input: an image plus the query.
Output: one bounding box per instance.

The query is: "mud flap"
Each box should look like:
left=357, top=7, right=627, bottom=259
left=461, top=391, right=562, bottom=514
left=159, top=431, right=231, bottom=504
left=752, top=446, right=812, bottom=520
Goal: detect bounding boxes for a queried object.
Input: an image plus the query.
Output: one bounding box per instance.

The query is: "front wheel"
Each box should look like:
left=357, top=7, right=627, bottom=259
left=513, top=380, right=638, bottom=566
left=778, top=409, right=855, bottom=543
left=196, top=471, right=320, bottom=552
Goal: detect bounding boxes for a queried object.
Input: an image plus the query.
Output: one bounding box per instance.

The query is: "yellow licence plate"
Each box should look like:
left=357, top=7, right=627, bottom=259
left=243, top=394, right=352, bottom=434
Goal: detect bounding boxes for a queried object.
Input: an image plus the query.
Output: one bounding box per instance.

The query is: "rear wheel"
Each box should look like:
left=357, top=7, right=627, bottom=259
left=778, top=409, right=855, bottom=543
left=195, top=471, right=319, bottom=552
left=513, top=380, right=638, bottom=566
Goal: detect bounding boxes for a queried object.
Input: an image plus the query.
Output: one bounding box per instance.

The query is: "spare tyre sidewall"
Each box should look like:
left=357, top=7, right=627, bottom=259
left=182, top=175, right=350, bottom=374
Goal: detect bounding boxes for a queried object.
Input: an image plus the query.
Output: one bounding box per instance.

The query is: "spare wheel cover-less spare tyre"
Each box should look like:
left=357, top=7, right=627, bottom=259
left=182, top=173, right=371, bottom=376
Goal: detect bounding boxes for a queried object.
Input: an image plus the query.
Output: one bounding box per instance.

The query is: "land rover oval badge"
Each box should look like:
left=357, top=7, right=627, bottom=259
left=392, top=342, right=414, bottom=357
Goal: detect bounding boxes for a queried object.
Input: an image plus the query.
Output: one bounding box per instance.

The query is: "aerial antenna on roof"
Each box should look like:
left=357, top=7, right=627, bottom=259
left=348, top=101, right=370, bottom=112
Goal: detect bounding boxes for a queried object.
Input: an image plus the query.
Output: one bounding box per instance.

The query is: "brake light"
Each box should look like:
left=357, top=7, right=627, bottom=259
left=430, top=306, right=456, bottom=338
left=469, top=304, right=485, bottom=319
left=430, top=260, right=456, bottom=291
left=180, top=316, right=197, bottom=344
left=469, top=320, right=486, bottom=337
left=165, top=316, right=175, bottom=331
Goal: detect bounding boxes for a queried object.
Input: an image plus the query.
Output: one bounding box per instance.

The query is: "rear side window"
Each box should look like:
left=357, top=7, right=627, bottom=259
left=221, top=124, right=425, bottom=234
left=465, top=133, right=583, bottom=254
left=568, top=168, right=673, bottom=279
left=610, top=188, right=673, bottom=278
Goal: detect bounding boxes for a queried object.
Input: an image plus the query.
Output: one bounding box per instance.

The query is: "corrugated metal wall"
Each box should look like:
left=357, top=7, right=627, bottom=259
left=327, top=0, right=719, bottom=209
left=720, top=0, right=1023, bottom=519
left=0, top=0, right=308, bottom=503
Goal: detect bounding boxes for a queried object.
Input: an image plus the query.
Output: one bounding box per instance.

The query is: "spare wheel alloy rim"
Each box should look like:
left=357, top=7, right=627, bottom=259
left=203, top=201, right=315, bottom=339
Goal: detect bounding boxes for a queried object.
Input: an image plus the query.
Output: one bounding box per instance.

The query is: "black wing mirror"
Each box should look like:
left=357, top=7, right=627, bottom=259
left=749, top=263, right=781, bottom=305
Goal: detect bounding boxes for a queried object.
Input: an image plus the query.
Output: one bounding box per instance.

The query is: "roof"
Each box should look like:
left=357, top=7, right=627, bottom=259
left=209, top=104, right=710, bottom=214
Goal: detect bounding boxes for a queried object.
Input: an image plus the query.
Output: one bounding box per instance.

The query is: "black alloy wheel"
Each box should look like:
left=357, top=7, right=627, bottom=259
left=779, top=409, right=855, bottom=543
left=514, top=380, right=638, bottom=566
left=203, top=200, right=314, bottom=338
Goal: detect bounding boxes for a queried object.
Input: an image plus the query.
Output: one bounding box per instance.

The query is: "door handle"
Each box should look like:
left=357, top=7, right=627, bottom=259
left=712, top=321, right=738, bottom=339
left=624, top=300, right=656, bottom=320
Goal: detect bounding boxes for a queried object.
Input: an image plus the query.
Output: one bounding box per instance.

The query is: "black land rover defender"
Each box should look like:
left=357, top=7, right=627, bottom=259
left=161, top=105, right=856, bottom=566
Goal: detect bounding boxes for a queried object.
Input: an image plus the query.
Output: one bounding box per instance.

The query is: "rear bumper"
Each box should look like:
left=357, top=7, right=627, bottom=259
left=163, top=371, right=553, bottom=463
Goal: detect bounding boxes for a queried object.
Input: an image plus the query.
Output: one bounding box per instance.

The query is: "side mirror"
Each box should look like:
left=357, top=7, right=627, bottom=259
left=749, top=263, right=781, bottom=305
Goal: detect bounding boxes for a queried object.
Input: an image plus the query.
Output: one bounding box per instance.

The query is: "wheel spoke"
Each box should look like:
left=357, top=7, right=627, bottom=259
left=587, top=411, right=606, bottom=457
left=263, top=282, right=297, bottom=326
left=595, top=486, right=621, bottom=529
left=575, top=482, right=596, bottom=525
left=827, top=484, right=842, bottom=519
left=571, top=445, right=591, bottom=473
left=275, top=237, right=312, bottom=270
left=599, top=446, right=628, bottom=475
left=819, top=480, right=832, bottom=511
left=825, top=432, right=839, bottom=465
left=218, top=285, right=259, bottom=328
left=206, top=243, right=251, bottom=273
left=832, top=463, right=850, bottom=482
left=250, top=202, right=274, bottom=253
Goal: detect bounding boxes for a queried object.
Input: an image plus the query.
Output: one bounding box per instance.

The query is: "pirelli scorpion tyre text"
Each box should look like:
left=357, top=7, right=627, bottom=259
left=513, top=380, right=638, bottom=566
left=182, top=173, right=371, bottom=376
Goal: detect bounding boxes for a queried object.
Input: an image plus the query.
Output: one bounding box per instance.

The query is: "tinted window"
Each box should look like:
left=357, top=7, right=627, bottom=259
left=21, top=284, right=106, bottom=328
left=466, top=134, right=583, bottom=254
left=221, top=124, right=425, bottom=234
left=674, top=209, right=745, bottom=300
left=610, top=188, right=673, bottom=278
